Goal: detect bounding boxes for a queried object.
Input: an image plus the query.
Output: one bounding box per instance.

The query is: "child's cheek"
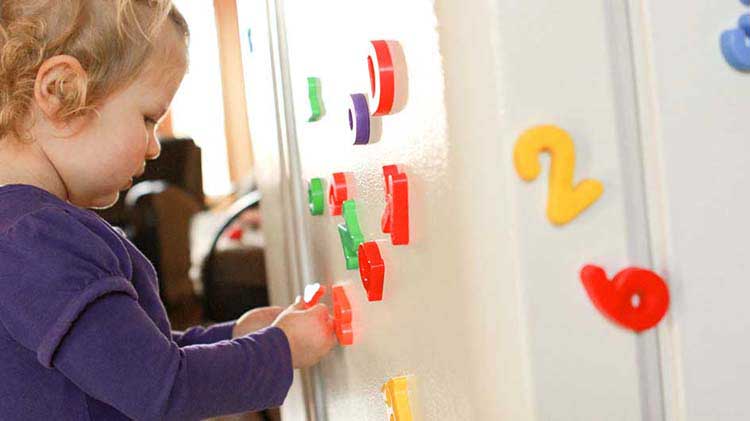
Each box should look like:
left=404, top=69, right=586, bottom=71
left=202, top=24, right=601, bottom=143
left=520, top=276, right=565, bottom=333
left=123, top=124, right=148, bottom=163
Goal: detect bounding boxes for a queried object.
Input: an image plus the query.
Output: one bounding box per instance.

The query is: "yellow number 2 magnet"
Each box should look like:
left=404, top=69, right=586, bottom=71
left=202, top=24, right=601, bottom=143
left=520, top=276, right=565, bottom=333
left=514, top=125, right=604, bottom=225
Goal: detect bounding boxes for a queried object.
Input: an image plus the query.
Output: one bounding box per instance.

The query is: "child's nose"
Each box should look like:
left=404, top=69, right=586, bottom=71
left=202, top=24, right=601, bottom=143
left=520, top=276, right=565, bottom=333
left=145, top=136, right=161, bottom=160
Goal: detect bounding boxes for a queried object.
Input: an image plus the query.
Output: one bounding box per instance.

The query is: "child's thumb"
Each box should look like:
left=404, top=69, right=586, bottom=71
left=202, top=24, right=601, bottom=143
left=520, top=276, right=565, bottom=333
left=291, top=295, right=306, bottom=310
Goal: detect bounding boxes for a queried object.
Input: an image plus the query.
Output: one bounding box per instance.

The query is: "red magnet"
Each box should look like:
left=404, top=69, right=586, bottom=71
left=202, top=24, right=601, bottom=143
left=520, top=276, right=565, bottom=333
left=226, top=227, right=243, bottom=241
left=381, top=165, right=409, bottom=245
left=302, top=283, right=326, bottom=309
left=358, top=241, right=385, bottom=301
left=332, top=285, right=353, bottom=346
left=328, top=172, right=349, bottom=216
left=368, top=40, right=395, bottom=116
left=579, top=265, right=670, bottom=333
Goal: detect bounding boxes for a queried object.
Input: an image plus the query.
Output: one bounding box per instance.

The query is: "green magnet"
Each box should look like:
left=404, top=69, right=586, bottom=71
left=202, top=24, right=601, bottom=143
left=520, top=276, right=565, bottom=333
left=342, top=200, right=363, bottom=238
left=308, top=178, right=324, bottom=215
left=338, top=224, right=362, bottom=270
left=307, top=77, right=325, bottom=122
left=337, top=200, right=364, bottom=270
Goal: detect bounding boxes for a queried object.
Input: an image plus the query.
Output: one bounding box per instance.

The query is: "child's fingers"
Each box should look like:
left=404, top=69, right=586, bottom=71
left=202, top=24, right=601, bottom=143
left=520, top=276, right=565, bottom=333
left=307, top=303, right=330, bottom=320
left=324, top=320, right=337, bottom=349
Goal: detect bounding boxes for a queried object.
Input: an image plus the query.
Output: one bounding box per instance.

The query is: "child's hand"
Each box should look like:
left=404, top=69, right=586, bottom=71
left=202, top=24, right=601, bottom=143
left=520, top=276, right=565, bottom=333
left=272, top=299, right=335, bottom=369
left=232, top=306, right=284, bottom=338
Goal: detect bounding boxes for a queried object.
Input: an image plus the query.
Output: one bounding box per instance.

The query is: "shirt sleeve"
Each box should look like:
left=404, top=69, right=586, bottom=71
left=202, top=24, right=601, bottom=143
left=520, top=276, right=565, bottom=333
left=53, top=292, right=293, bottom=420
left=171, top=321, right=237, bottom=346
left=0, top=207, right=139, bottom=367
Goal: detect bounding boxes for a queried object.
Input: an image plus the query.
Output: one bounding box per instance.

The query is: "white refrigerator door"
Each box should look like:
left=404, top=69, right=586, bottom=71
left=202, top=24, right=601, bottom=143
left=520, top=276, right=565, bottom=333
left=237, top=0, right=750, bottom=420
left=632, top=0, right=750, bottom=419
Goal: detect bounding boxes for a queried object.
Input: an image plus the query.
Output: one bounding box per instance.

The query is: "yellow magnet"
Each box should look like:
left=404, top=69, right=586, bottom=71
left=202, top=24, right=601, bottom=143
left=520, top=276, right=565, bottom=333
left=514, top=125, right=604, bottom=225
left=382, top=376, right=413, bottom=421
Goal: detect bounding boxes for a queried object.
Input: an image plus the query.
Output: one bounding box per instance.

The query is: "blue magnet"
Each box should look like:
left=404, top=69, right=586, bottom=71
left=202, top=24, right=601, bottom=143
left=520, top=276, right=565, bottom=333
left=721, top=28, right=750, bottom=71
left=247, top=28, right=253, bottom=53
left=740, top=14, right=750, bottom=36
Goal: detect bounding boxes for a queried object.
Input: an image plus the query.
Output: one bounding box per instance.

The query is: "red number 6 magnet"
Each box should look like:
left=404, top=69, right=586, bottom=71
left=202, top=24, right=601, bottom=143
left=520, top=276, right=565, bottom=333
left=579, top=265, right=670, bottom=333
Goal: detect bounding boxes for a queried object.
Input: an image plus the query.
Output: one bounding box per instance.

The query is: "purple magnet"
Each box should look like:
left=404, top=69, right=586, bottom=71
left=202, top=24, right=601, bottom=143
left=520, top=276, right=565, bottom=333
left=348, top=93, right=371, bottom=145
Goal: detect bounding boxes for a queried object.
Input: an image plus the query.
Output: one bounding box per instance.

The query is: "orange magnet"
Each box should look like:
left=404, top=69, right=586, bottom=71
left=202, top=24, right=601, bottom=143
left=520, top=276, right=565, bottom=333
left=382, top=376, right=414, bottom=421
left=332, top=285, right=353, bottom=346
left=358, top=241, right=385, bottom=301
left=381, top=165, right=409, bottom=245
left=302, top=283, right=326, bottom=309
left=328, top=172, right=349, bottom=216
left=580, top=265, right=670, bottom=333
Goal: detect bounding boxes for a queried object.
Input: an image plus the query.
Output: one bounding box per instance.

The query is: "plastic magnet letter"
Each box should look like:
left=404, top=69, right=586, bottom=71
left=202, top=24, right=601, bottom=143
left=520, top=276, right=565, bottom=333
left=342, top=200, right=364, bottom=240
left=740, top=14, right=750, bottom=36
left=337, top=200, right=364, bottom=270
left=368, top=40, right=396, bottom=116
left=382, top=376, right=413, bottom=421
left=580, top=265, right=670, bottom=333
left=514, top=125, right=604, bottom=225
left=358, top=242, right=385, bottom=301
left=307, top=77, right=325, bottom=122
left=381, top=165, right=409, bottom=245
left=332, top=286, right=353, bottom=346
left=328, top=172, right=349, bottom=216
left=303, top=283, right=326, bottom=309
left=246, top=28, right=253, bottom=53
left=308, top=178, right=324, bottom=215
left=348, top=93, right=371, bottom=145
left=721, top=27, right=750, bottom=71
left=338, top=224, right=360, bottom=270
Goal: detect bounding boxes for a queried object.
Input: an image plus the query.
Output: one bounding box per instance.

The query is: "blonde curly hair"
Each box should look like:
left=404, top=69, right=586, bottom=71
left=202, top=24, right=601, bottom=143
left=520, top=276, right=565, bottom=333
left=0, top=0, right=189, bottom=142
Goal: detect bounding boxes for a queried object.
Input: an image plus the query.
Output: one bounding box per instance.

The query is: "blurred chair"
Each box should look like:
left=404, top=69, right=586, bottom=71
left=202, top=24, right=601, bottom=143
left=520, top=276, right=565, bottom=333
left=126, top=180, right=203, bottom=321
left=96, top=137, right=272, bottom=324
left=199, top=190, right=270, bottom=322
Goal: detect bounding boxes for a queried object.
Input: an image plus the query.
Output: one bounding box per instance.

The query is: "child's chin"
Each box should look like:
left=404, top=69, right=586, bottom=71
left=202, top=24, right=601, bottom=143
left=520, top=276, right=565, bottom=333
left=86, top=191, right=120, bottom=210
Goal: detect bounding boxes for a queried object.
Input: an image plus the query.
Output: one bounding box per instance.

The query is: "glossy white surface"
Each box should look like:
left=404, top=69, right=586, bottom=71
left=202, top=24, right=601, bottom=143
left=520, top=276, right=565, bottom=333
left=239, top=0, right=750, bottom=419
left=633, top=0, right=750, bottom=419
left=246, top=0, right=662, bottom=418
left=237, top=2, right=310, bottom=418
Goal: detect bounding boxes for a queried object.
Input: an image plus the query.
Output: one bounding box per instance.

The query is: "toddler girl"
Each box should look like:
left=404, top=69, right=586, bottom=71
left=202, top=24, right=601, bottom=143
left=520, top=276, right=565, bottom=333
left=0, top=1, right=335, bottom=419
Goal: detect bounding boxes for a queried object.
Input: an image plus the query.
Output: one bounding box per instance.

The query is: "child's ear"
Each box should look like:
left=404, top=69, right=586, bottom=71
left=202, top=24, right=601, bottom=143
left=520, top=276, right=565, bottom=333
left=33, top=55, right=89, bottom=133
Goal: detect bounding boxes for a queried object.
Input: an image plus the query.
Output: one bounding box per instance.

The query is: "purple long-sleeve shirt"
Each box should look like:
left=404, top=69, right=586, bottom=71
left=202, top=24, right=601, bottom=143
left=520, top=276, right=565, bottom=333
left=0, top=184, right=293, bottom=420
